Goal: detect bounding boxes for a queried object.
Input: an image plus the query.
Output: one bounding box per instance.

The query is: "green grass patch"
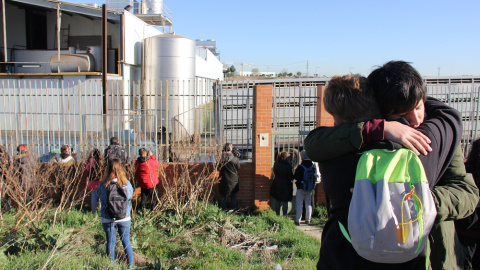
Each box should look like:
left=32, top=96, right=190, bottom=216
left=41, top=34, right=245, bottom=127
left=0, top=204, right=324, bottom=269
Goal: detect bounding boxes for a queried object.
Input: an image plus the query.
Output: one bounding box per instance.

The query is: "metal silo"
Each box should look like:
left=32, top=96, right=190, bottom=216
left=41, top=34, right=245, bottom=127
left=142, top=0, right=163, bottom=14
left=143, top=33, right=196, bottom=143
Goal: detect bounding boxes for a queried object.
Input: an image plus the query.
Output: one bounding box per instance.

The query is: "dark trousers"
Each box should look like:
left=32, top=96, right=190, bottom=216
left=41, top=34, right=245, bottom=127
left=220, top=191, right=237, bottom=210
left=140, top=187, right=158, bottom=211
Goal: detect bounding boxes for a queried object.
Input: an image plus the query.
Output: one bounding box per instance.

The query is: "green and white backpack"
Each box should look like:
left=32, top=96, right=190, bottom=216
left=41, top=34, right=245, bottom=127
left=340, top=148, right=437, bottom=264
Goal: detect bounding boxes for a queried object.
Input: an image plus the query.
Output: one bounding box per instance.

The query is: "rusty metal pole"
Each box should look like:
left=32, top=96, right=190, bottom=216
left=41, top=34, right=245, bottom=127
left=102, top=4, right=108, bottom=135
left=2, top=0, right=7, bottom=63
left=102, top=4, right=107, bottom=115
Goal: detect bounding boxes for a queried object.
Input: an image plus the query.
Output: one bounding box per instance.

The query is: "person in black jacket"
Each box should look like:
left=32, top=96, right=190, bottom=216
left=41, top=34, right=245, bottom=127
left=104, top=137, right=128, bottom=167
left=217, top=143, right=240, bottom=210
left=270, top=151, right=294, bottom=216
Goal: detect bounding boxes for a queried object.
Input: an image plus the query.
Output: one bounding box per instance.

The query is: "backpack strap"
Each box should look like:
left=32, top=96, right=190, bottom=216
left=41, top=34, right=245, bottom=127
left=338, top=221, right=351, bottom=243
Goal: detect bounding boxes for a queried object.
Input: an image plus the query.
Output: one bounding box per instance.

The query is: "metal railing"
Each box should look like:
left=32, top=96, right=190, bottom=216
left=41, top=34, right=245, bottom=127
left=0, top=78, right=219, bottom=162
left=1, top=77, right=479, bottom=162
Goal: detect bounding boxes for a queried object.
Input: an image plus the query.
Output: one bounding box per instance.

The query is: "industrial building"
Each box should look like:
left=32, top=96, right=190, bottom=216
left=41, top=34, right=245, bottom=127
left=0, top=0, right=223, bottom=157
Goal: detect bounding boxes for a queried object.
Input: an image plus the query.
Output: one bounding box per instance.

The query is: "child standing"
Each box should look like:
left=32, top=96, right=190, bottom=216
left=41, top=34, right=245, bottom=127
left=97, top=158, right=134, bottom=267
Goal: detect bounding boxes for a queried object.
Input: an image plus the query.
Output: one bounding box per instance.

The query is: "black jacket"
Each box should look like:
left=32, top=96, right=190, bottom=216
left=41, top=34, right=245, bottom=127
left=217, top=151, right=240, bottom=196
left=270, top=160, right=294, bottom=201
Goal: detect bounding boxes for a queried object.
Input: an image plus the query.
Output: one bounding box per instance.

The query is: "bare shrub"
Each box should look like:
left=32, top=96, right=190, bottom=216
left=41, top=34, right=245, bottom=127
left=0, top=150, right=91, bottom=228
left=139, top=142, right=220, bottom=224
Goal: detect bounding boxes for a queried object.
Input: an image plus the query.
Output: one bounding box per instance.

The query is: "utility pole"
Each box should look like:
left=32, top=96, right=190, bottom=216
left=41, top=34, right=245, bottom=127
left=306, top=61, right=309, bottom=76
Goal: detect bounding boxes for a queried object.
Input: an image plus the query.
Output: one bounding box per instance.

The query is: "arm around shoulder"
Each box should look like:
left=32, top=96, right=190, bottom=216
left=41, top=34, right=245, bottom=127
left=304, top=122, right=365, bottom=162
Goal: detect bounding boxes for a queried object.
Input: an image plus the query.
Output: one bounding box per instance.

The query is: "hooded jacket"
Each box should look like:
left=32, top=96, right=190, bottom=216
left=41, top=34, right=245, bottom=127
left=134, top=155, right=160, bottom=189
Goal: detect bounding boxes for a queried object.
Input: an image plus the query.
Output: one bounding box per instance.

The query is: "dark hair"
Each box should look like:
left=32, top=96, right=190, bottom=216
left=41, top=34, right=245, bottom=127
left=91, top=148, right=101, bottom=163
left=110, top=137, right=119, bottom=144
left=465, top=138, right=480, bottom=184
left=276, top=151, right=290, bottom=163
left=367, top=61, right=427, bottom=116
left=61, top=145, right=70, bottom=154
left=223, top=143, right=233, bottom=152
left=138, top=148, right=148, bottom=157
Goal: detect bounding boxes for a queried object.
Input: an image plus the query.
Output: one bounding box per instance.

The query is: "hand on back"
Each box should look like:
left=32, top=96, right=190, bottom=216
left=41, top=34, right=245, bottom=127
left=384, top=121, right=432, bottom=156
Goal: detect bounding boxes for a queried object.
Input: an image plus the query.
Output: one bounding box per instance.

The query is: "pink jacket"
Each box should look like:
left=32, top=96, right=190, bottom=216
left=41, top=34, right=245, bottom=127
left=134, top=155, right=160, bottom=189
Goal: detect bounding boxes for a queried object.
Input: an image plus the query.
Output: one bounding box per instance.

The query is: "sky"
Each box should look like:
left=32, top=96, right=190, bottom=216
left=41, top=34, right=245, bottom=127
left=73, top=0, right=479, bottom=77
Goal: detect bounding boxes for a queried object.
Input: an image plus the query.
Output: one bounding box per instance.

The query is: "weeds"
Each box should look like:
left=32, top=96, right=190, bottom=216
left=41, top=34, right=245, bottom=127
left=0, top=143, right=323, bottom=269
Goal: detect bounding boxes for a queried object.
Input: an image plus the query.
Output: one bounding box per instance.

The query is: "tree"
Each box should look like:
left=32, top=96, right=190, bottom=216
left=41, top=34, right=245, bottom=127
left=228, top=65, right=236, bottom=77
left=296, top=71, right=302, bottom=77
left=251, top=68, right=259, bottom=76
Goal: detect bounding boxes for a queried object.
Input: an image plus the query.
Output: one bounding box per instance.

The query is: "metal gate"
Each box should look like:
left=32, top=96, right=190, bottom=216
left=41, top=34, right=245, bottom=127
left=271, top=81, right=324, bottom=166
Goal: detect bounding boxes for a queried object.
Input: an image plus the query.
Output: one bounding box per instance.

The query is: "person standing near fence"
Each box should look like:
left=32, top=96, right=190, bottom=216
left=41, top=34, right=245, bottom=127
left=97, top=158, right=134, bottom=267
left=134, top=148, right=160, bottom=212
left=271, top=151, right=294, bottom=216
left=86, top=148, right=102, bottom=214
left=293, top=150, right=318, bottom=225
left=217, top=143, right=240, bottom=211
left=13, top=144, right=36, bottom=202
left=104, top=137, right=128, bottom=168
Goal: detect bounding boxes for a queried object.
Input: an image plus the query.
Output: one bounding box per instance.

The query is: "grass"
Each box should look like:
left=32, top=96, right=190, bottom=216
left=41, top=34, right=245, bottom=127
left=0, top=204, right=326, bottom=269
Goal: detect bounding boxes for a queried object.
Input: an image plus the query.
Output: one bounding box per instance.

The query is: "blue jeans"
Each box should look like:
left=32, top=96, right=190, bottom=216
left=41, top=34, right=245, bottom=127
left=102, top=220, right=134, bottom=266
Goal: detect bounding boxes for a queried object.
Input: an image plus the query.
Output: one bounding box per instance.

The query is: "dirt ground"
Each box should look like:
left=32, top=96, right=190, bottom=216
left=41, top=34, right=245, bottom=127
left=295, top=222, right=323, bottom=241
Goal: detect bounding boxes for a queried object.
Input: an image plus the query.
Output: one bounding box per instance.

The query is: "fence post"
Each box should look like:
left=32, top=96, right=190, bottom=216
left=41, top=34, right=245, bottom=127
left=253, top=84, right=273, bottom=210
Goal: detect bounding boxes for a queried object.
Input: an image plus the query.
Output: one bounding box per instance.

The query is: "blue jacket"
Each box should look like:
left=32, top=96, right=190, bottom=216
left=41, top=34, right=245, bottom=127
left=97, top=178, right=134, bottom=223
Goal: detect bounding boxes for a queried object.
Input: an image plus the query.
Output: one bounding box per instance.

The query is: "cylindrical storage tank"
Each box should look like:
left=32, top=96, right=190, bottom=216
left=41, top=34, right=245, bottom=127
left=50, top=53, right=95, bottom=72
left=142, top=0, right=162, bottom=14
left=143, top=33, right=195, bottom=142
left=86, top=46, right=101, bottom=72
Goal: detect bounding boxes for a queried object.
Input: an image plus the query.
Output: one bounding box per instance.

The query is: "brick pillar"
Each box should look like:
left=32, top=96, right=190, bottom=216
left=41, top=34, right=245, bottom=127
left=316, top=85, right=335, bottom=127
left=314, top=85, right=334, bottom=205
left=253, top=84, right=273, bottom=210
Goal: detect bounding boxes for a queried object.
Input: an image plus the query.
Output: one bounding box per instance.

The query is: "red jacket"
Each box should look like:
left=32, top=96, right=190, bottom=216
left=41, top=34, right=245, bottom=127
left=134, top=155, right=160, bottom=189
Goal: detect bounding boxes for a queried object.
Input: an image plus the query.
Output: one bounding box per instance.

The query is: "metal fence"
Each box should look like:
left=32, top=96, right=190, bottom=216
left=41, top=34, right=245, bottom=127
left=0, top=78, right=219, bottom=162
left=219, top=77, right=480, bottom=161
left=1, top=77, right=479, bottom=162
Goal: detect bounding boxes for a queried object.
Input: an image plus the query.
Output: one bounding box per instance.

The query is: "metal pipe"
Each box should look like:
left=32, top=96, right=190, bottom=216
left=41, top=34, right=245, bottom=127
left=102, top=4, right=107, bottom=115
left=2, top=0, right=7, bottom=62
left=57, top=3, right=60, bottom=62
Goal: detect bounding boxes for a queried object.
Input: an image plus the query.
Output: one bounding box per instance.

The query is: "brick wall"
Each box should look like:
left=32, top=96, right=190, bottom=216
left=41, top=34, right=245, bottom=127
left=314, top=85, right=334, bottom=206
